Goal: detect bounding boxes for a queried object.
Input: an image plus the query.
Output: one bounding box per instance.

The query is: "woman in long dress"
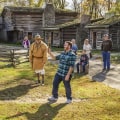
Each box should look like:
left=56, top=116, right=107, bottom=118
left=83, top=39, right=92, bottom=59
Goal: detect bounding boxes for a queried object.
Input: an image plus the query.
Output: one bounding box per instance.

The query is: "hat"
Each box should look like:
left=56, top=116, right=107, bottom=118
left=35, top=34, right=43, bottom=40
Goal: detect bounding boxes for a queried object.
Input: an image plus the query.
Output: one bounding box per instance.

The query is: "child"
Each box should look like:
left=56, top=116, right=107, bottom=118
left=22, top=36, right=30, bottom=48
left=76, top=50, right=89, bottom=73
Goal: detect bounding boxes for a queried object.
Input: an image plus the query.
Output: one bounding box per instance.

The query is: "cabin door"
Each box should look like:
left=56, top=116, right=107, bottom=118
left=28, top=32, right=32, bottom=41
left=93, top=32, right=96, bottom=49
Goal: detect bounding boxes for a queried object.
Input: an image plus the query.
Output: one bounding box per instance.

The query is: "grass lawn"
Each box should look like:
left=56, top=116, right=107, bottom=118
left=0, top=61, right=120, bottom=120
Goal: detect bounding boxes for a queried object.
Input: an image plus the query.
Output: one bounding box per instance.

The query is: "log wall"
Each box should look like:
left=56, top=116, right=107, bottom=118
left=109, top=22, right=120, bottom=50
left=61, top=26, right=77, bottom=44
left=13, top=13, right=43, bottom=32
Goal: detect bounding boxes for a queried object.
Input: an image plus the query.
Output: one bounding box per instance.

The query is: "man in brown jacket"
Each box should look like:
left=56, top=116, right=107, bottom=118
left=29, top=34, right=48, bottom=85
left=101, top=34, right=112, bottom=72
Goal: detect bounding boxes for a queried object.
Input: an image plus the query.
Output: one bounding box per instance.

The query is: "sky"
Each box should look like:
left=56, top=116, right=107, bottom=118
left=66, top=0, right=72, bottom=8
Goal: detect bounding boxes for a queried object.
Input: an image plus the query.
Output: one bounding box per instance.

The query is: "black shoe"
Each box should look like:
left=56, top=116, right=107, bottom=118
left=41, top=80, right=44, bottom=86
left=102, top=68, right=106, bottom=72
left=36, top=80, right=41, bottom=84
left=106, top=68, right=110, bottom=72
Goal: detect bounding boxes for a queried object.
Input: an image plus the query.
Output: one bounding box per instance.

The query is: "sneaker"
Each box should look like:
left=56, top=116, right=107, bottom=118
left=48, top=96, right=58, bottom=102
left=65, top=99, right=72, bottom=104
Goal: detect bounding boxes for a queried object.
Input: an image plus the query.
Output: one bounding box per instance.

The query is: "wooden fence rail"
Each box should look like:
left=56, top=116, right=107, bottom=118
left=0, top=46, right=29, bottom=67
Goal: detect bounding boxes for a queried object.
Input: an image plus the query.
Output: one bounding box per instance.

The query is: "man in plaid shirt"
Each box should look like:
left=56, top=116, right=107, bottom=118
left=48, top=41, right=76, bottom=104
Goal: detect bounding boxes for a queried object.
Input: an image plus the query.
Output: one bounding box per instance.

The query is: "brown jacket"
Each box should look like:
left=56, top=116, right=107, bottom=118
left=101, top=40, right=112, bottom=51
left=29, top=41, right=48, bottom=70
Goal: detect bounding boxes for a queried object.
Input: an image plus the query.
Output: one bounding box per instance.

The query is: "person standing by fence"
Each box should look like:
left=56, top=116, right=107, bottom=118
left=101, top=34, right=112, bottom=72
left=29, top=34, right=48, bottom=85
left=22, top=36, right=30, bottom=48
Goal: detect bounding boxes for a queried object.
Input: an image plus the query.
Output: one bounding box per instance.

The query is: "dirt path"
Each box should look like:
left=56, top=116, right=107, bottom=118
left=0, top=97, right=86, bottom=104
left=89, top=58, right=120, bottom=90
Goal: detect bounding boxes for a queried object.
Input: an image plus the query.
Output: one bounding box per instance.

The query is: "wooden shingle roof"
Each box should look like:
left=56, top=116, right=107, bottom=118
left=2, top=6, right=78, bottom=15
left=86, top=15, right=120, bottom=28
left=41, top=19, right=80, bottom=30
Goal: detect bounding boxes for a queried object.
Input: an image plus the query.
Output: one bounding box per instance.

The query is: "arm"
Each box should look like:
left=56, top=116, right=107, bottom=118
left=109, top=40, right=112, bottom=51
left=89, top=44, right=92, bottom=50
left=101, top=42, right=103, bottom=51
left=48, top=47, right=56, bottom=60
left=65, top=67, right=73, bottom=81
left=83, top=44, right=85, bottom=50
left=28, top=40, right=30, bottom=47
left=65, top=54, right=76, bottom=81
left=29, top=44, right=33, bottom=67
left=67, top=67, right=74, bottom=75
left=65, top=67, right=74, bottom=81
left=42, top=45, right=48, bottom=64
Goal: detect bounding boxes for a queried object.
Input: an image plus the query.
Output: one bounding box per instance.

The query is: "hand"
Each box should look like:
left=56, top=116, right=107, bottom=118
left=48, top=47, right=51, bottom=54
left=65, top=74, right=70, bottom=81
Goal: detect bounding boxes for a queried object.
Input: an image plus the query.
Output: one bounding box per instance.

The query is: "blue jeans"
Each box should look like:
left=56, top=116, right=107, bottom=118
left=76, top=62, right=87, bottom=73
left=102, top=51, right=110, bottom=69
left=52, top=73, right=72, bottom=100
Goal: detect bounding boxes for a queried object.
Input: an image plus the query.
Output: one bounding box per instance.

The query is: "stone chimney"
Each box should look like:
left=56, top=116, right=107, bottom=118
left=80, top=14, right=91, bottom=25
left=42, top=3, right=55, bottom=27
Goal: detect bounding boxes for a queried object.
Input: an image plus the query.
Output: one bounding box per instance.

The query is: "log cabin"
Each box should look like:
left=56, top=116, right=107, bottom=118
left=86, top=15, right=120, bottom=50
left=0, top=3, right=92, bottom=48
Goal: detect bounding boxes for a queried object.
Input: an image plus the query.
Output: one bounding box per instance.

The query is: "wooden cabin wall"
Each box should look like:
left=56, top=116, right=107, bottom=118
left=89, top=29, right=109, bottom=49
left=55, top=13, right=77, bottom=25
left=13, top=12, right=43, bottom=32
left=0, top=17, right=3, bottom=29
left=61, top=26, right=77, bottom=45
left=5, top=12, right=43, bottom=42
left=109, top=22, right=120, bottom=50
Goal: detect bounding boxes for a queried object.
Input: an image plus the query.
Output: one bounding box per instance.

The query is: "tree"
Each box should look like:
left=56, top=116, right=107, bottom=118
left=71, top=0, right=82, bottom=12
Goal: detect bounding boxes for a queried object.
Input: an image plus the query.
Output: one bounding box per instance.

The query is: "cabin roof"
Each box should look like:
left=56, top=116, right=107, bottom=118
left=2, top=6, right=44, bottom=15
left=85, top=15, right=120, bottom=28
left=41, top=19, right=80, bottom=30
left=41, top=17, right=104, bottom=30
left=1, top=6, right=78, bottom=16
left=56, top=19, right=80, bottom=28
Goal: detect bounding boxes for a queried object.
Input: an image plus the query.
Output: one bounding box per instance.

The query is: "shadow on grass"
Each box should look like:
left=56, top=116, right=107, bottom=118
left=0, top=84, right=39, bottom=100
left=92, top=71, right=107, bottom=82
left=6, top=103, right=66, bottom=120
left=73, top=72, right=88, bottom=79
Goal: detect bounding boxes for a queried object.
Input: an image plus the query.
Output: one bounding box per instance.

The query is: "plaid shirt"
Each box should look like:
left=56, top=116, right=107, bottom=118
left=56, top=50, right=76, bottom=77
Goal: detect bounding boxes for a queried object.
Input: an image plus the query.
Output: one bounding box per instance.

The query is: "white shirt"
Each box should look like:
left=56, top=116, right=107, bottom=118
left=83, top=44, right=92, bottom=58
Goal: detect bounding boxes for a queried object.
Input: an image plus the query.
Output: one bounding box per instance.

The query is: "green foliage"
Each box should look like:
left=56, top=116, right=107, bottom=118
left=109, top=1, right=120, bottom=15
